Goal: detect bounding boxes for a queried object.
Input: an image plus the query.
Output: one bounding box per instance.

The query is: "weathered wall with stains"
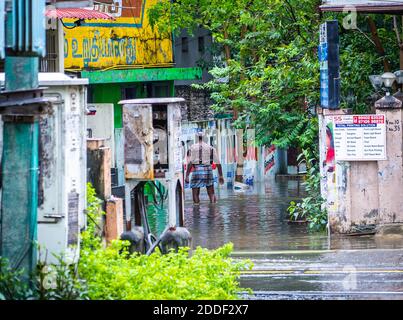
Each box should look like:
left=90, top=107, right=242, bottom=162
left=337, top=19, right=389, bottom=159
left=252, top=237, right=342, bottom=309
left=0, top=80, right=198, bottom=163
left=123, top=104, right=154, bottom=180
left=0, top=74, right=88, bottom=263
left=376, top=107, right=403, bottom=225
left=319, top=102, right=403, bottom=234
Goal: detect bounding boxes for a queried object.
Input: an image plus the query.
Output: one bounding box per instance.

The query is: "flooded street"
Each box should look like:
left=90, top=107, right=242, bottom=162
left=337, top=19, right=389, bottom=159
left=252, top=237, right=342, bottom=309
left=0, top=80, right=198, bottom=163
left=145, top=178, right=403, bottom=300
left=183, top=179, right=403, bottom=252
left=182, top=179, right=403, bottom=300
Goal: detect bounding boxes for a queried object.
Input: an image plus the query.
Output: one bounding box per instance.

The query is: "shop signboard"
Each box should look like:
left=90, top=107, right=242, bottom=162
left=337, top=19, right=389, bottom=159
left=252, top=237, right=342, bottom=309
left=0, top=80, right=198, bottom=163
left=63, top=0, right=173, bottom=71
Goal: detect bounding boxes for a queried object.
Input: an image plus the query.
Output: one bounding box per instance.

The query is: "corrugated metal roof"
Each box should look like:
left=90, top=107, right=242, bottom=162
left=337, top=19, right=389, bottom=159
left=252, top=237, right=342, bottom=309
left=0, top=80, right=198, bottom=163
left=321, top=1, right=403, bottom=14
left=45, top=8, right=114, bottom=20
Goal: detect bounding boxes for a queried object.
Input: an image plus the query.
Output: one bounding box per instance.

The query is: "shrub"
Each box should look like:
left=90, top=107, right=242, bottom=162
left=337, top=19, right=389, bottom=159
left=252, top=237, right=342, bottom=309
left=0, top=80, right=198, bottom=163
left=79, top=183, right=253, bottom=300
left=79, top=241, right=251, bottom=300
left=288, top=150, right=327, bottom=232
left=0, top=184, right=252, bottom=300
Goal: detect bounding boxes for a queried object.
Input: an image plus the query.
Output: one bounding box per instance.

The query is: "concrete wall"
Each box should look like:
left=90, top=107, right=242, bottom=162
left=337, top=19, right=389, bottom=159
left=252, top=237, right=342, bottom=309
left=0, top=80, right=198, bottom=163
left=319, top=100, right=403, bottom=234
left=174, top=28, right=215, bottom=124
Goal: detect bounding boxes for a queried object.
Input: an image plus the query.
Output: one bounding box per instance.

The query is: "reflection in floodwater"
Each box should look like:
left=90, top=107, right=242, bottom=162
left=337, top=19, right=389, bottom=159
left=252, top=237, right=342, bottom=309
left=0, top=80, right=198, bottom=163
left=182, top=179, right=403, bottom=252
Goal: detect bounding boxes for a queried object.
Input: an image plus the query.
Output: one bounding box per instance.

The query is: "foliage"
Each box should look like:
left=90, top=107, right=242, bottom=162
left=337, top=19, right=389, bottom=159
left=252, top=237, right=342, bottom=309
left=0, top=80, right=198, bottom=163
left=1, top=183, right=252, bottom=300
left=79, top=241, right=251, bottom=300
left=0, top=258, right=35, bottom=300
left=0, top=254, right=87, bottom=300
left=34, top=255, right=88, bottom=300
left=79, top=184, right=253, bottom=300
left=149, top=0, right=401, bottom=230
left=288, top=150, right=327, bottom=232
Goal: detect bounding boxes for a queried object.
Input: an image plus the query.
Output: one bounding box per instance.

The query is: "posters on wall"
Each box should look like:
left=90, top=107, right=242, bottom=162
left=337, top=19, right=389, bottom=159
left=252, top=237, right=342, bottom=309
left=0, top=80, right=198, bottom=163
left=264, top=145, right=276, bottom=176
left=321, top=116, right=338, bottom=213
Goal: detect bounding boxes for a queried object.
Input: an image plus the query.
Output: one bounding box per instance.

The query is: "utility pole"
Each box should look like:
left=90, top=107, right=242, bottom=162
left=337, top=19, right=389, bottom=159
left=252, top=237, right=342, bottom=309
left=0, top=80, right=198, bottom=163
left=0, top=0, right=48, bottom=278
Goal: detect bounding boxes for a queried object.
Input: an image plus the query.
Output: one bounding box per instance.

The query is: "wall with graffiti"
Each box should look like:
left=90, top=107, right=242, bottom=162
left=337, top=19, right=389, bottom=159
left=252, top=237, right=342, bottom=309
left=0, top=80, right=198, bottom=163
left=63, top=0, right=173, bottom=71
left=181, top=120, right=280, bottom=188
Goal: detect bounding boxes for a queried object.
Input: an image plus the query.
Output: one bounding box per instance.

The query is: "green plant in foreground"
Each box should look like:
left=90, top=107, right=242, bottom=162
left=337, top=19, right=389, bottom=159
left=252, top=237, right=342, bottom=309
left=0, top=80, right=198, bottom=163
left=2, top=183, right=252, bottom=300
left=79, top=183, right=253, bottom=300
left=0, top=258, right=34, bottom=300
left=79, top=241, right=252, bottom=300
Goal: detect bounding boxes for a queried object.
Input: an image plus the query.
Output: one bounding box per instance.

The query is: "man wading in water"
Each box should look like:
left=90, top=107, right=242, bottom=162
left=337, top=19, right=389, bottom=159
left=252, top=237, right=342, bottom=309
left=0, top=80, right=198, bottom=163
left=185, top=132, right=224, bottom=204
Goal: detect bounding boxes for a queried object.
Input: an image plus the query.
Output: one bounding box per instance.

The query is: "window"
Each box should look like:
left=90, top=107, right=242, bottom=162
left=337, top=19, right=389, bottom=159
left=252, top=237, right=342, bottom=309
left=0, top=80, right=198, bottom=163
left=181, top=37, right=189, bottom=53
left=198, top=36, right=205, bottom=53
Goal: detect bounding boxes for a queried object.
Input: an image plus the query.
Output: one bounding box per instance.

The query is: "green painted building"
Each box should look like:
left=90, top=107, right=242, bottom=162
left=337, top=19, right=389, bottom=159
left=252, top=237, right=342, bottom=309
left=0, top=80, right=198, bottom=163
left=84, top=67, right=202, bottom=129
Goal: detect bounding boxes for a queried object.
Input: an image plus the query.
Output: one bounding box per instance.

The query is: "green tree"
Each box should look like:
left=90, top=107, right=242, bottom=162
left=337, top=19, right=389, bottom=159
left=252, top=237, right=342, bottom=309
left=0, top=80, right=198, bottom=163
left=149, top=0, right=400, bottom=229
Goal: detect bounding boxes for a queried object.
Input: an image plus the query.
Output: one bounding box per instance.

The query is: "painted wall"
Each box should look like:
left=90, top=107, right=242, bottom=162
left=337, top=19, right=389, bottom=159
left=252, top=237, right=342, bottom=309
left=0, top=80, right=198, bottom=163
left=90, top=80, right=174, bottom=129
left=63, top=0, right=173, bottom=71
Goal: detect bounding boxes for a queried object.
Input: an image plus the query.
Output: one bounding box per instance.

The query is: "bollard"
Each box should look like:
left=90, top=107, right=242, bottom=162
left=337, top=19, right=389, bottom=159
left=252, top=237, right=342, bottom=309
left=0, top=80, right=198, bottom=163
left=105, top=197, right=124, bottom=243
left=160, top=227, right=192, bottom=254
left=120, top=226, right=145, bottom=254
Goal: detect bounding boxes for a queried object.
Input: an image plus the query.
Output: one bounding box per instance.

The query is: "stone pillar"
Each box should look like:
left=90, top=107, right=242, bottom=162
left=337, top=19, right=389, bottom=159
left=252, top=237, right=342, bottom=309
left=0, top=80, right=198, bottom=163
left=87, top=138, right=112, bottom=200
left=320, top=108, right=380, bottom=234
left=375, top=95, right=403, bottom=226
left=105, top=197, right=124, bottom=243
left=319, top=108, right=352, bottom=233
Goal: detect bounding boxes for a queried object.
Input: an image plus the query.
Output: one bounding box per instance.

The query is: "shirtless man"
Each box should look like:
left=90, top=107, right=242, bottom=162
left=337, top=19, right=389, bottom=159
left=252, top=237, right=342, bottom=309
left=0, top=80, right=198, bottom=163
left=185, top=132, right=224, bottom=204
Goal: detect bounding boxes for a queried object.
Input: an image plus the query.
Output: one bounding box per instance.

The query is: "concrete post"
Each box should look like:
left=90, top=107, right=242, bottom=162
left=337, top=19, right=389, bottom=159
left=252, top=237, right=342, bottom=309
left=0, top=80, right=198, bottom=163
left=236, top=129, right=244, bottom=182
left=87, top=139, right=112, bottom=200
left=105, top=198, right=124, bottom=243
left=375, top=95, right=403, bottom=227
left=319, top=108, right=352, bottom=233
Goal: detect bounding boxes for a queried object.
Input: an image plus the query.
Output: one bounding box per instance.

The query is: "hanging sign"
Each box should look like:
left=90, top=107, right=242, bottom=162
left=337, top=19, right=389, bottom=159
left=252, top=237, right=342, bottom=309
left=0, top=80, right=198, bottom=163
left=333, top=114, right=387, bottom=161
left=319, top=20, right=340, bottom=109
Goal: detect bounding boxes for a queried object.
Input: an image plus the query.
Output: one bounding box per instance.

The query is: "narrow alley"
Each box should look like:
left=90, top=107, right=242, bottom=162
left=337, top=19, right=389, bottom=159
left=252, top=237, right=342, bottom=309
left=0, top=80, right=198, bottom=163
left=2, top=0, right=403, bottom=305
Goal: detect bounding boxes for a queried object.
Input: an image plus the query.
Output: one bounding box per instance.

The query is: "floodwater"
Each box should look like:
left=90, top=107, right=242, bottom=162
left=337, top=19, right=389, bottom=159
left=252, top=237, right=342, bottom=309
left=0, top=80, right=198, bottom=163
left=182, top=179, right=403, bottom=252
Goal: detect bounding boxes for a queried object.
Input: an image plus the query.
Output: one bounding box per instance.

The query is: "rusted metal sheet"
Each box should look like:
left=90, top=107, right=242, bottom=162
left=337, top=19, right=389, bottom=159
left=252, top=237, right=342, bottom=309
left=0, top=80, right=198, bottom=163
left=123, top=104, right=154, bottom=180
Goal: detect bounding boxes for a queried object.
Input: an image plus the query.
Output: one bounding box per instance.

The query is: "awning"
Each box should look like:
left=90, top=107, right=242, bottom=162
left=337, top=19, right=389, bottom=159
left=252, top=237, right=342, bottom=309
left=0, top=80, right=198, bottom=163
left=320, top=1, right=403, bottom=14
left=45, top=8, right=114, bottom=20
left=81, top=67, right=203, bottom=84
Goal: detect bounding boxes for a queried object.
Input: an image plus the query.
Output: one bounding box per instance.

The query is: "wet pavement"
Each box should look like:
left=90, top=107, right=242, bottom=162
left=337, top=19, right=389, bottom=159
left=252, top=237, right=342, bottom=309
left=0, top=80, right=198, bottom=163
left=236, top=249, right=403, bottom=300
left=182, top=179, right=403, bottom=300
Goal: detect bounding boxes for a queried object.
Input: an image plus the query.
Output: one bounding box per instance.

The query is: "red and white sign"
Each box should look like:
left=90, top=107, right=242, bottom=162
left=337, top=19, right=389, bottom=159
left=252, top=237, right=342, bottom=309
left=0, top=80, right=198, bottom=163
left=333, top=114, right=386, bottom=161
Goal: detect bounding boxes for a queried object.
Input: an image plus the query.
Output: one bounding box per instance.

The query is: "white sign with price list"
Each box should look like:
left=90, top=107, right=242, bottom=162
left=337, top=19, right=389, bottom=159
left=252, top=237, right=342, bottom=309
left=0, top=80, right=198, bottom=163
left=333, top=114, right=387, bottom=161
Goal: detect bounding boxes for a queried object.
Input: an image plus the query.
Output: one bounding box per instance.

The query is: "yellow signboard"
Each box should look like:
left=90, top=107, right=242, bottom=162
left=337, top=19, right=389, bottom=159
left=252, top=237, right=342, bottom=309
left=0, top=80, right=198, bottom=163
left=63, top=0, right=173, bottom=71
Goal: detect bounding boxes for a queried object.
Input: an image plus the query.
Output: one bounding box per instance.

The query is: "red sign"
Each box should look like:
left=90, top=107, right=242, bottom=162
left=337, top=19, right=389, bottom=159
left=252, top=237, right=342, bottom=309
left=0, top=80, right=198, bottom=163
left=353, top=115, right=385, bottom=125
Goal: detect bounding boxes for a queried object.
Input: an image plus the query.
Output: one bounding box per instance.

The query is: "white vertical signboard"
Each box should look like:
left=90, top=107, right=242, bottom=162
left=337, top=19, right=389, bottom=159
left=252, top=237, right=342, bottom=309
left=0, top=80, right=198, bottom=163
left=333, top=115, right=386, bottom=161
